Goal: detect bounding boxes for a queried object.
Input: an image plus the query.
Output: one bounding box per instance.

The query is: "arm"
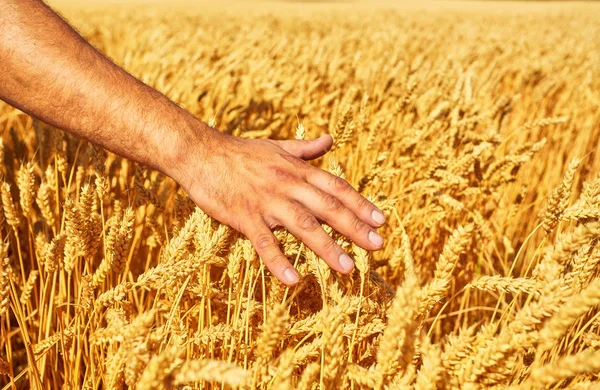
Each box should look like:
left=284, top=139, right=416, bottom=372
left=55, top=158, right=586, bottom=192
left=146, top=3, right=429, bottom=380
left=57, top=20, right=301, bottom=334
left=0, top=0, right=386, bottom=286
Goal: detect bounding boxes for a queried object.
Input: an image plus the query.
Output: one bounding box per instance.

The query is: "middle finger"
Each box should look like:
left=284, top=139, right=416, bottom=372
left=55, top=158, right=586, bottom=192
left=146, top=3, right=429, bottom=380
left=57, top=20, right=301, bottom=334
left=289, top=184, right=384, bottom=251
left=276, top=202, right=356, bottom=274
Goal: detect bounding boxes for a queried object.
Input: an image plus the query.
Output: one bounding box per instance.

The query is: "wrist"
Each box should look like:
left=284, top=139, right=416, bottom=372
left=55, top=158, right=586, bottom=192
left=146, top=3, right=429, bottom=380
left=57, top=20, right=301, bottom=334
left=161, top=117, right=223, bottom=191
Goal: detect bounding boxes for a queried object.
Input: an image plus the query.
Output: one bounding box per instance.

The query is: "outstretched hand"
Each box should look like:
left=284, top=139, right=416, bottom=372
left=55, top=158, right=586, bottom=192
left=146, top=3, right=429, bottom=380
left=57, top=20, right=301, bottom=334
left=176, top=130, right=385, bottom=286
left=0, top=0, right=385, bottom=286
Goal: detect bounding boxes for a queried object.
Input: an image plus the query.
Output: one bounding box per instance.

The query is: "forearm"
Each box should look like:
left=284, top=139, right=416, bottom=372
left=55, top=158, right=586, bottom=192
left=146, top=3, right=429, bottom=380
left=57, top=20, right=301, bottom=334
left=0, top=0, right=212, bottom=181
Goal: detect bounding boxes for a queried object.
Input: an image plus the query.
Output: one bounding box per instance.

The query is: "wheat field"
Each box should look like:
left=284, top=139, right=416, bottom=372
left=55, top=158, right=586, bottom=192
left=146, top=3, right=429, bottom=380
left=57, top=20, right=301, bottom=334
left=1, top=1, right=600, bottom=389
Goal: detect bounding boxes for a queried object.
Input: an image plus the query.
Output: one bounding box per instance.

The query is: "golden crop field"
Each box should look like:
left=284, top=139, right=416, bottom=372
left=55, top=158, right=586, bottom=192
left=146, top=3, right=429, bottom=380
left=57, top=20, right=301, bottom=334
left=1, top=1, right=600, bottom=388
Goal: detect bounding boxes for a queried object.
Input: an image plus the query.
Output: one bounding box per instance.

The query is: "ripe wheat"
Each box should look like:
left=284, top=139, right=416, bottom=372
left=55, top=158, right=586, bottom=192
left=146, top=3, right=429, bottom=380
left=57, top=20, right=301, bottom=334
left=1, top=1, right=600, bottom=389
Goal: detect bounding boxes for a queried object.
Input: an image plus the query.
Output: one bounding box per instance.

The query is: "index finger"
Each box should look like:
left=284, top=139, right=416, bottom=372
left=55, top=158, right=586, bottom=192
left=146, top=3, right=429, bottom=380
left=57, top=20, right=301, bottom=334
left=307, top=169, right=386, bottom=228
left=246, top=222, right=300, bottom=286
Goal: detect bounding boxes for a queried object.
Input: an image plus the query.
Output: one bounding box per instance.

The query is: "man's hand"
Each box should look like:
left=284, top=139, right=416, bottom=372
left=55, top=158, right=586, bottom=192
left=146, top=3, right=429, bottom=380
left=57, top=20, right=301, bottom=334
left=174, top=130, right=385, bottom=285
left=0, top=0, right=385, bottom=286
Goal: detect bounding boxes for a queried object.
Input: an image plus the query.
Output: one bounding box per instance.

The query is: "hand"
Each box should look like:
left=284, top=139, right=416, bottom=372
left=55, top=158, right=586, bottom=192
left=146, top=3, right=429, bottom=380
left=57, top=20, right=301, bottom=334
left=175, top=127, right=386, bottom=286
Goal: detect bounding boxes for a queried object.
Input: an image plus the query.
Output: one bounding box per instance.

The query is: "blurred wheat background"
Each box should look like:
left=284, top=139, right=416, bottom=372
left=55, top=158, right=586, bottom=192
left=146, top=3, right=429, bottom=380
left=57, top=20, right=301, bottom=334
left=1, top=1, right=600, bottom=389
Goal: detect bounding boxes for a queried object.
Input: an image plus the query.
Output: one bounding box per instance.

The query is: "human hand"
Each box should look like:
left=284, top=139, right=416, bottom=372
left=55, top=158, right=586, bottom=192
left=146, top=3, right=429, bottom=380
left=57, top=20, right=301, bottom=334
left=174, top=127, right=386, bottom=286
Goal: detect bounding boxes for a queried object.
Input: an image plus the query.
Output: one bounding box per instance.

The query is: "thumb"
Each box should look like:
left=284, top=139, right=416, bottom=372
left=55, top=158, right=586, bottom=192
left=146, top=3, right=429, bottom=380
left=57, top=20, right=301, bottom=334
left=273, top=135, right=333, bottom=161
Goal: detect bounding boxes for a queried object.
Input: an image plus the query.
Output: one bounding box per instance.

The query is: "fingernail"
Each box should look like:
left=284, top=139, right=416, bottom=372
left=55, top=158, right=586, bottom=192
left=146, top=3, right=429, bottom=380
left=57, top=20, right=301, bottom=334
left=283, top=268, right=299, bottom=285
left=372, top=210, right=386, bottom=225
left=339, top=254, right=354, bottom=272
left=369, top=231, right=384, bottom=247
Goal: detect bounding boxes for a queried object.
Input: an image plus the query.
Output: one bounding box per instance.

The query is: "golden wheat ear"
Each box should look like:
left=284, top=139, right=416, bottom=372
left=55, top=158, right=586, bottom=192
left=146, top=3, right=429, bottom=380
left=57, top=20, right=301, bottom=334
left=1, top=2, right=599, bottom=389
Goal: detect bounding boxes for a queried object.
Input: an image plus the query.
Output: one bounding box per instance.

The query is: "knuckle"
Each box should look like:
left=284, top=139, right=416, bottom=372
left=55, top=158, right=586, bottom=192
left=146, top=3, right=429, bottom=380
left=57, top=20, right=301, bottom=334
left=243, top=201, right=261, bottom=216
left=356, top=196, right=370, bottom=210
left=295, top=213, right=320, bottom=231
left=322, top=193, right=343, bottom=211
left=352, top=216, right=368, bottom=233
left=255, top=234, right=278, bottom=250
left=272, top=166, right=295, bottom=182
left=324, top=238, right=339, bottom=254
left=331, top=176, right=351, bottom=193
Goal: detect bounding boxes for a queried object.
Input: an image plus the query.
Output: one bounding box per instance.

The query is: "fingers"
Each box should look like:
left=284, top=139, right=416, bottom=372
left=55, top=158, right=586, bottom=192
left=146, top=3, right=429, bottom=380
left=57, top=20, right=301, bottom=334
left=246, top=222, right=300, bottom=286
left=278, top=204, right=356, bottom=274
left=290, top=185, right=384, bottom=251
left=307, top=170, right=386, bottom=229
left=274, top=135, right=333, bottom=160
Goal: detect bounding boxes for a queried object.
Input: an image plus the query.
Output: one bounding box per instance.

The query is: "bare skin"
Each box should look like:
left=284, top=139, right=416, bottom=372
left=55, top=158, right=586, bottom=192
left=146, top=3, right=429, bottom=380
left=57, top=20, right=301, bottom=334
left=0, top=0, right=385, bottom=286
